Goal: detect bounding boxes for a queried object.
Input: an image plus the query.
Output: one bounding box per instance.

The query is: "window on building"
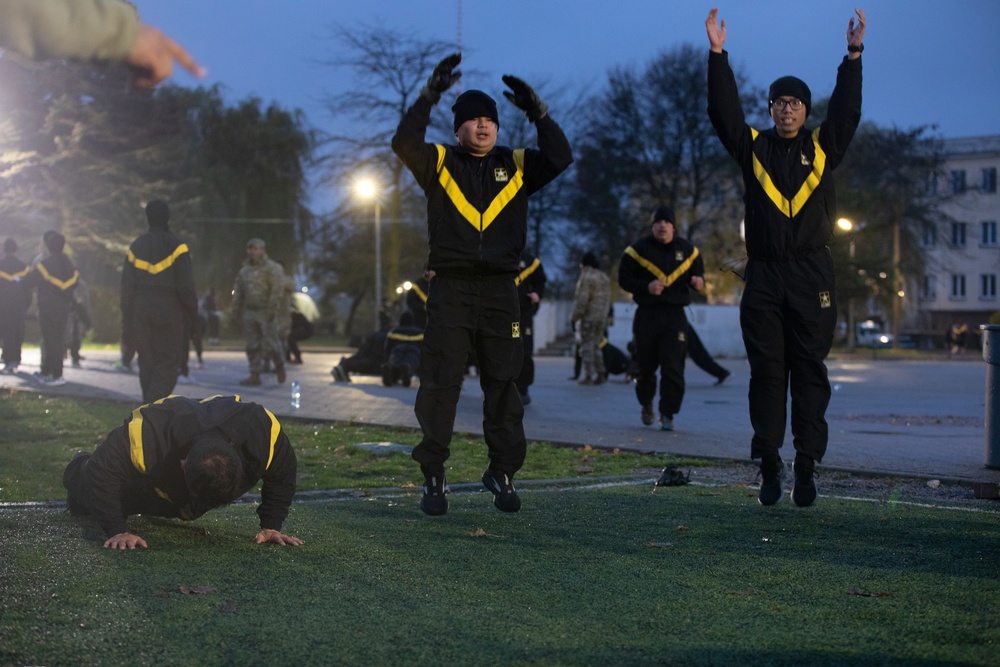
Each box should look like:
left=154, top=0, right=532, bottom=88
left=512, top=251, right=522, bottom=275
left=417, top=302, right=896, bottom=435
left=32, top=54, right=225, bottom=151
left=983, top=167, right=998, bottom=193
left=925, top=172, right=938, bottom=196
left=920, top=275, right=937, bottom=299
left=951, top=222, right=967, bottom=247
left=950, top=274, right=966, bottom=299
left=982, top=221, right=998, bottom=246
left=951, top=170, right=967, bottom=193
left=983, top=274, right=998, bottom=300
left=921, top=222, right=937, bottom=246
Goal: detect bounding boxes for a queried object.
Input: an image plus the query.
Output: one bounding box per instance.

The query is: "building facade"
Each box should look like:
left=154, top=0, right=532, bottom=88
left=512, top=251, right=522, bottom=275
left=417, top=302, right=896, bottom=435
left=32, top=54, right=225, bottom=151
left=913, top=135, right=1000, bottom=343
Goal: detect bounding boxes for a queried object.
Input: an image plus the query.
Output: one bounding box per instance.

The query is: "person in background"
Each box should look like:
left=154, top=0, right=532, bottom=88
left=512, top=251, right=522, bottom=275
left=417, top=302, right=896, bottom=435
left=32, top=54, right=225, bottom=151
left=120, top=200, right=197, bottom=403
left=514, top=251, right=547, bottom=405
left=231, top=238, right=286, bottom=387
left=618, top=206, right=705, bottom=432
left=571, top=251, right=612, bottom=386
left=24, top=231, right=78, bottom=386
left=66, top=276, right=91, bottom=368
left=62, top=394, right=302, bottom=550
left=687, top=322, right=730, bottom=385
left=0, top=238, right=30, bottom=374
left=391, top=52, right=573, bottom=516
left=706, top=7, right=865, bottom=507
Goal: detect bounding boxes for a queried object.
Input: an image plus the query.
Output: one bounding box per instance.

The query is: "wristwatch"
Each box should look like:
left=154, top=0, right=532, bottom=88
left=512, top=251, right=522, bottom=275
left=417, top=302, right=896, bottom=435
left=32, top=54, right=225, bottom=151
left=848, top=43, right=864, bottom=53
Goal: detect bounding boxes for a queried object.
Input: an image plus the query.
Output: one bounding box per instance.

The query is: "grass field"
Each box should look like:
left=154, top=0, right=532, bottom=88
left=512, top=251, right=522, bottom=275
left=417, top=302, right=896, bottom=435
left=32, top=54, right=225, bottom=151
left=2, top=389, right=999, bottom=666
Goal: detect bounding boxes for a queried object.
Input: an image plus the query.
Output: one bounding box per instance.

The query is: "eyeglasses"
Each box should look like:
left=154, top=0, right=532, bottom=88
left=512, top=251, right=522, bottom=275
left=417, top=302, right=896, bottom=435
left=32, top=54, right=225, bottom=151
left=769, top=98, right=804, bottom=111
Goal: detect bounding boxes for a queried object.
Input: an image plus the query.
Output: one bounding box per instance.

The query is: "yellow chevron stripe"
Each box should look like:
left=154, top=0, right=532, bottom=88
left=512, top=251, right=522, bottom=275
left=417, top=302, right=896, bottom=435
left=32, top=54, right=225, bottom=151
left=127, top=244, right=189, bottom=275
left=263, top=407, right=280, bottom=470
left=750, top=128, right=826, bottom=218
left=623, top=246, right=699, bottom=288
left=0, top=266, right=30, bottom=281
left=435, top=145, right=525, bottom=231
left=387, top=331, right=424, bottom=342
left=128, top=395, right=175, bottom=473
left=514, top=257, right=540, bottom=286
left=36, top=263, right=78, bottom=290
left=411, top=283, right=427, bottom=303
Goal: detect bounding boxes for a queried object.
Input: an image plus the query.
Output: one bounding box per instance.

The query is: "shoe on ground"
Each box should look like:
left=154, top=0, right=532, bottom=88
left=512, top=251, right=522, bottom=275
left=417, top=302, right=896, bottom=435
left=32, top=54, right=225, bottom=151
left=276, top=366, right=287, bottom=384
left=176, top=374, right=193, bottom=385
left=641, top=402, right=655, bottom=426
left=659, top=415, right=674, bottom=431
left=42, top=376, right=67, bottom=386
left=112, top=361, right=132, bottom=373
left=482, top=468, right=521, bottom=513
left=239, top=373, right=261, bottom=386
left=1, top=364, right=17, bottom=374
left=715, top=370, right=731, bottom=386
left=331, top=365, right=350, bottom=382
left=791, top=458, right=818, bottom=507
left=420, top=471, right=449, bottom=516
left=758, top=457, right=785, bottom=506
left=71, top=359, right=82, bottom=368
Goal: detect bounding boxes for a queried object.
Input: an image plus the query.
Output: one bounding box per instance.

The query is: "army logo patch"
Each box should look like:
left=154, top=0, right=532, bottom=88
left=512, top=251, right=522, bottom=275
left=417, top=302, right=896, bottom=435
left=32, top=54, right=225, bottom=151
left=678, top=330, right=686, bottom=342
left=801, top=152, right=811, bottom=166
left=819, top=291, right=832, bottom=308
left=512, top=322, right=521, bottom=338
left=675, top=251, right=684, bottom=261
left=494, top=167, right=509, bottom=182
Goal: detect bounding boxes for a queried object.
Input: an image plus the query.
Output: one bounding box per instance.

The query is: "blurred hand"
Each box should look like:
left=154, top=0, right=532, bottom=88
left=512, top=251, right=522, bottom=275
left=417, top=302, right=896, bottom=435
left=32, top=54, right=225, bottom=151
left=104, top=532, right=148, bottom=550
left=126, top=24, right=205, bottom=88
left=256, top=529, right=304, bottom=546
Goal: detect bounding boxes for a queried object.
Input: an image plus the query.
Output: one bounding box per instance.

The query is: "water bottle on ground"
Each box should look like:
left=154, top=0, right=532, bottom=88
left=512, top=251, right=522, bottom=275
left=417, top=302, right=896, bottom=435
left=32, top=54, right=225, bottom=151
left=291, top=380, right=301, bottom=409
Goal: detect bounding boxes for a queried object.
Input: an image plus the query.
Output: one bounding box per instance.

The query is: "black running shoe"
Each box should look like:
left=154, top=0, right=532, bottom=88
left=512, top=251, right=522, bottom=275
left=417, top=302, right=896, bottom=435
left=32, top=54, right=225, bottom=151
left=758, top=457, right=785, bottom=506
left=420, top=471, right=449, bottom=516
left=791, top=457, right=818, bottom=507
left=641, top=402, right=655, bottom=426
left=482, top=468, right=521, bottom=513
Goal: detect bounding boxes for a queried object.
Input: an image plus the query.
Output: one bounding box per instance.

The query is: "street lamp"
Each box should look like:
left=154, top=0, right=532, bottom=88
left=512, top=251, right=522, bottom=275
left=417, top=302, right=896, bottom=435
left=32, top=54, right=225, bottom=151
left=356, top=178, right=382, bottom=333
left=837, top=218, right=858, bottom=351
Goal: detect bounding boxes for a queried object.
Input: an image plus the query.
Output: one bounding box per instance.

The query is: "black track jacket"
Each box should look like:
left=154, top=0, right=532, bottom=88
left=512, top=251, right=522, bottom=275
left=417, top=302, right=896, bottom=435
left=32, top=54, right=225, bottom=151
left=391, top=95, right=572, bottom=276
left=86, top=395, right=297, bottom=537
left=708, top=51, right=862, bottom=261
left=619, top=235, right=704, bottom=309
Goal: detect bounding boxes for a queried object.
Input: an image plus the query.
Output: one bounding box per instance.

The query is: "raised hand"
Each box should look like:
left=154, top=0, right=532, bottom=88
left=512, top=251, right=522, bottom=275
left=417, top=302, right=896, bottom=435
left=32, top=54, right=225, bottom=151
left=847, top=8, right=866, bottom=53
left=501, top=75, right=548, bottom=121
left=706, top=8, right=727, bottom=53
left=421, top=53, right=462, bottom=103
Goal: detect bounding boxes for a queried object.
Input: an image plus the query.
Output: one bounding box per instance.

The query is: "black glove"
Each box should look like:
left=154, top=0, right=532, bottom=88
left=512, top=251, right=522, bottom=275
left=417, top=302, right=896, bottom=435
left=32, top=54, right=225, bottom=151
left=502, top=75, right=549, bottom=122
left=421, top=53, right=462, bottom=103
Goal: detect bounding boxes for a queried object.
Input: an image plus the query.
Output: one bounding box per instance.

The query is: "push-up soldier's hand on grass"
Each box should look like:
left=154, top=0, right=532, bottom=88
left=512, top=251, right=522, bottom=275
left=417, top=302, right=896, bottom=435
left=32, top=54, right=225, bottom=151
left=104, top=532, right=148, bottom=550
left=256, top=529, right=304, bottom=546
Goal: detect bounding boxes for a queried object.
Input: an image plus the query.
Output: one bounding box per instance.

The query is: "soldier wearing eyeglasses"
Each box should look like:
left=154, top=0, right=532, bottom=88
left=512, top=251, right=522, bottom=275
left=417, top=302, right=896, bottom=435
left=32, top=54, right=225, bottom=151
left=705, top=8, right=866, bottom=508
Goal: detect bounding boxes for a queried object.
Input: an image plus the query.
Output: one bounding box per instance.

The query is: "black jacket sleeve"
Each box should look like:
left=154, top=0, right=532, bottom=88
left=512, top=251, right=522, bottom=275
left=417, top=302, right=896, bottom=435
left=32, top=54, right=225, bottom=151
left=391, top=95, right=438, bottom=191
left=521, top=114, right=574, bottom=197
left=819, top=56, right=863, bottom=170
left=256, top=429, right=297, bottom=531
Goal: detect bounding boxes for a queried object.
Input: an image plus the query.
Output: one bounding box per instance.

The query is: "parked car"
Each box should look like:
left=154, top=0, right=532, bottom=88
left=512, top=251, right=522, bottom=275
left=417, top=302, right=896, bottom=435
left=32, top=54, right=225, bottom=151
left=856, top=321, right=893, bottom=348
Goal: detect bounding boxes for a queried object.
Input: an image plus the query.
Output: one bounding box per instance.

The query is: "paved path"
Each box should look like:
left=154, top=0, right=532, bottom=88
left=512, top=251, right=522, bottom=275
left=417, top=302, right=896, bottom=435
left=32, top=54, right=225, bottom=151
left=1, top=347, right=995, bottom=483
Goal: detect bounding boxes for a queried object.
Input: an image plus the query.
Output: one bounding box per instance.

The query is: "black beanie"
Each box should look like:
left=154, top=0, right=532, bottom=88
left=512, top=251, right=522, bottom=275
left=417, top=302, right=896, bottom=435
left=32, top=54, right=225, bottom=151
left=581, top=251, right=599, bottom=269
left=452, top=90, right=499, bottom=133
left=3, top=238, right=16, bottom=254
left=768, top=76, right=812, bottom=117
left=651, top=205, right=675, bottom=226
left=145, top=200, right=170, bottom=228
left=45, top=231, right=65, bottom=255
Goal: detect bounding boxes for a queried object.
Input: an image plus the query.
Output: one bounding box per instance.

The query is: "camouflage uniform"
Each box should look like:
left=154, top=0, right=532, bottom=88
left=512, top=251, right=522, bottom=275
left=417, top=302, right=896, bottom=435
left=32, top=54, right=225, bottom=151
left=232, top=250, right=285, bottom=376
left=571, top=265, right=612, bottom=382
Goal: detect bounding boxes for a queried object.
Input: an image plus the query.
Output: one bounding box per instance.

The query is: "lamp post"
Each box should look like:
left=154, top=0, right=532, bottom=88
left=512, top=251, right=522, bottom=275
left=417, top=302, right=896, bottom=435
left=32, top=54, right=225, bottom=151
left=356, top=179, right=382, bottom=333
left=837, top=218, right=857, bottom=352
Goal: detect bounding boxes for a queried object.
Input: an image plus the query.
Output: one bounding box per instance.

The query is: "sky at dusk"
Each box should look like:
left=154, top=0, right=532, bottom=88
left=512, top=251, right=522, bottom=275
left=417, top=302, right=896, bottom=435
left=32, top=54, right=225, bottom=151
left=139, top=0, right=1000, bottom=207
